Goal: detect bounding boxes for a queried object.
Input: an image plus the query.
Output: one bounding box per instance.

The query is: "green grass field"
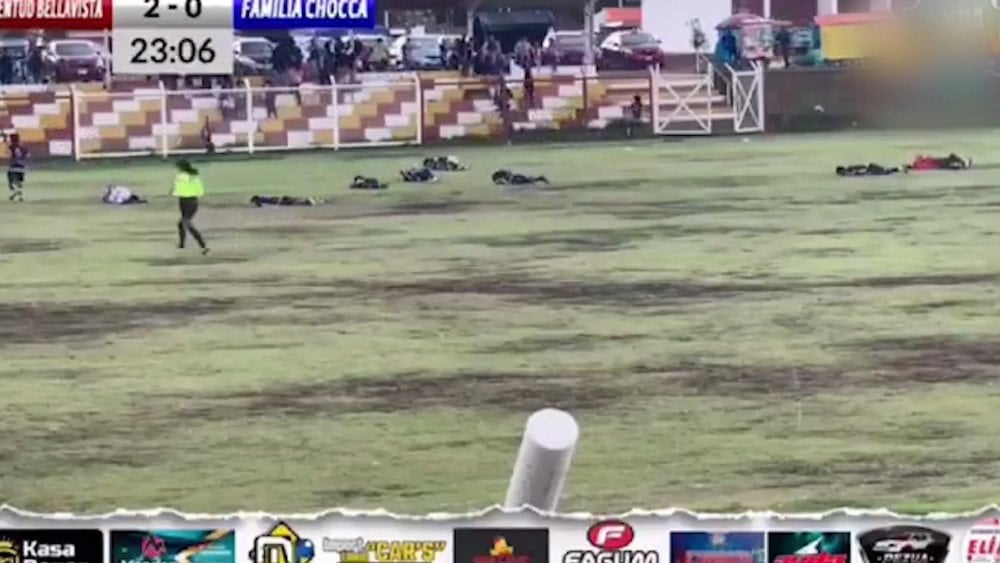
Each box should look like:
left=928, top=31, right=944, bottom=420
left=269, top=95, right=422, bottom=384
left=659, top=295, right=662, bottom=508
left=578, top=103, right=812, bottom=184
left=2, top=130, right=999, bottom=515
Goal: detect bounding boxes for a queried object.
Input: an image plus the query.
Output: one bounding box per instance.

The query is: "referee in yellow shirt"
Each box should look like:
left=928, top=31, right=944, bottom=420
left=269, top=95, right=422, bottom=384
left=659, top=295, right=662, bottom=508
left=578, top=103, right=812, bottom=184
left=172, top=159, right=209, bottom=254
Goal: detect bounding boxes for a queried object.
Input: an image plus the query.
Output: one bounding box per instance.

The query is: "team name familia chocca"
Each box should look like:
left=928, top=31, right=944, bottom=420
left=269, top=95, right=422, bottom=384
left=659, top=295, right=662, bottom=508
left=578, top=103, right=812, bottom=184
left=239, top=0, right=367, bottom=21
left=0, top=0, right=102, bottom=20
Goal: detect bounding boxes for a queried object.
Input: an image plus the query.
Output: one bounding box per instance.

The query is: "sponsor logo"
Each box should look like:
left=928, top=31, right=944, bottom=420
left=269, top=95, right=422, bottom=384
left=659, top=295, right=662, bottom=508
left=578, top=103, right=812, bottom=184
left=964, top=517, right=1000, bottom=563
left=767, top=533, right=851, bottom=563
left=0, top=530, right=102, bottom=563
left=858, top=526, right=949, bottom=563
left=322, top=537, right=447, bottom=563
left=111, top=530, right=235, bottom=563
left=562, top=521, right=657, bottom=563
left=670, top=533, right=766, bottom=563
left=453, top=529, right=549, bottom=563
left=251, top=523, right=315, bottom=563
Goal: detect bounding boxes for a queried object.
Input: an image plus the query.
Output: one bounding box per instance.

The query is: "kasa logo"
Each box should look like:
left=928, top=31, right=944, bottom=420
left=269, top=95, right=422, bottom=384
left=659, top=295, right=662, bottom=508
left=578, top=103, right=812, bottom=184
left=859, top=526, right=950, bottom=563
left=0, top=538, right=78, bottom=563
left=563, top=521, right=658, bottom=563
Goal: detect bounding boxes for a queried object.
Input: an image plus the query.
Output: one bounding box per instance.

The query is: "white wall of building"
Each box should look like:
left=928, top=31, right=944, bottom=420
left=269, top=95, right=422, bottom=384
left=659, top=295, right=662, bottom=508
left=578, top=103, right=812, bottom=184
left=642, top=0, right=732, bottom=53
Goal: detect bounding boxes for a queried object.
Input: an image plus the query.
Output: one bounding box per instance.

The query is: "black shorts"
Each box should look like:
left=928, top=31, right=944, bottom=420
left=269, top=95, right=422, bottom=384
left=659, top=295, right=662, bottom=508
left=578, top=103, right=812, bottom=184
left=178, top=197, right=199, bottom=220
left=7, top=170, right=24, bottom=187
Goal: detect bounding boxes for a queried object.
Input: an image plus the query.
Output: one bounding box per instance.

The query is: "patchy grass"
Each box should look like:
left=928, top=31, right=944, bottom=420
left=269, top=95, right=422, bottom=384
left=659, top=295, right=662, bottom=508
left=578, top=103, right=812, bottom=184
left=2, top=130, right=1000, bottom=515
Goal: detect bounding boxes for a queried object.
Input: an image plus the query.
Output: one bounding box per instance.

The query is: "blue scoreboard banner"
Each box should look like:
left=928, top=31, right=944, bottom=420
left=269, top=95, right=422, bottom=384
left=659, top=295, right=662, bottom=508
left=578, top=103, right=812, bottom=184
left=233, top=0, right=376, bottom=30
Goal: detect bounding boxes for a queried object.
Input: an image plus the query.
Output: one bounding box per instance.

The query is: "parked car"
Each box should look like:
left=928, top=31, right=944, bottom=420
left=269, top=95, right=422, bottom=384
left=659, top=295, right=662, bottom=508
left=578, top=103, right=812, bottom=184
left=43, top=39, right=104, bottom=82
left=598, top=30, right=665, bottom=70
left=541, top=31, right=599, bottom=66
left=391, top=35, right=448, bottom=70
left=234, top=37, right=273, bottom=75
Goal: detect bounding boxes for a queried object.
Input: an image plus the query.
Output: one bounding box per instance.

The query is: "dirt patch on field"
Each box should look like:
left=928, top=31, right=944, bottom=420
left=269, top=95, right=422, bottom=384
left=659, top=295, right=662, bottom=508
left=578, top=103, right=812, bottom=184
left=139, top=255, right=255, bottom=267
left=0, top=298, right=235, bottom=345
left=0, top=239, right=73, bottom=253
left=479, top=333, right=647, bottom=354
left=339, top=271, right=996, bottom=308
left=460, top=224, right=785, bottom=252
left=174, top=372, right=627, bottom=419
left=858, top=335, right=1000, bottom=384
left=576, top=201, right=766, bottom=221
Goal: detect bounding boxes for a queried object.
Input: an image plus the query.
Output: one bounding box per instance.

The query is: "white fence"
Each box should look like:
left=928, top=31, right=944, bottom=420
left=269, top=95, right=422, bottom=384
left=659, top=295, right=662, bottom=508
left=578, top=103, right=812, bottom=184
left=71, top=75, right=424, bottom=160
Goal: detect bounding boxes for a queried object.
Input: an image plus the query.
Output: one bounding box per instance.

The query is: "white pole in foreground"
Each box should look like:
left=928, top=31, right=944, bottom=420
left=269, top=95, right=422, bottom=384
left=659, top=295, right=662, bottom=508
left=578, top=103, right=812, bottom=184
left=504, top=408, right=580, bottom=512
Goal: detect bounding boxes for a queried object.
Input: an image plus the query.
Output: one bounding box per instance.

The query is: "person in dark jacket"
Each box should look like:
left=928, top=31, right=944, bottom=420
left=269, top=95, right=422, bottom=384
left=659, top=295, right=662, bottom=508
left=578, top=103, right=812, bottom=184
left=492, top=169, right=548, bottom=185
left=835, top=163, right=901, bottom=176
left=350, top=175, right=387, bottom=190
left=400, top=167, right=437, bottom=183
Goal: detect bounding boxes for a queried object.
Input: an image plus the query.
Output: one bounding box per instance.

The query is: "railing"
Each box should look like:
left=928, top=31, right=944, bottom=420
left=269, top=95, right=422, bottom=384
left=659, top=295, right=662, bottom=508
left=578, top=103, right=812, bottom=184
left=71, top=74, right=424, bottom=160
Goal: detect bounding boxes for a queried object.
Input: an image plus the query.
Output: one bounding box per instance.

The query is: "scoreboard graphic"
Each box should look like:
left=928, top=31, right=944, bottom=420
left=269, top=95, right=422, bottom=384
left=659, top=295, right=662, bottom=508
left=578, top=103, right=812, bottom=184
left=0, top=0, right=376, bottom=75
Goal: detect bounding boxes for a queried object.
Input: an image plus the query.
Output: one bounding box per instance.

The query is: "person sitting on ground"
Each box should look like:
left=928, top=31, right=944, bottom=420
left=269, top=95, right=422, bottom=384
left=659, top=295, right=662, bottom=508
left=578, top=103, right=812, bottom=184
left=492, top=169, right=549, bottom=185
left=400, top=167, right=438, bottom=183
left=835, top=163, right=901, bottom=177
left=350, top=175, right=388, bottom=190
left=423, top=155, right=467, bottom=171
left=250, top=195, right=320, bottom=207
left=102, top=184, right=148, bottom=205
left=905, top=153, right=972, bottom=172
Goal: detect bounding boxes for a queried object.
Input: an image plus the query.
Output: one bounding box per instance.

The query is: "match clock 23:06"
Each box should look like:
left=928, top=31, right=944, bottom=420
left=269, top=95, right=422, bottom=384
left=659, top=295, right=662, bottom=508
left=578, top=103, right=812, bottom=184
left=111, top=28, right=234, bottom=75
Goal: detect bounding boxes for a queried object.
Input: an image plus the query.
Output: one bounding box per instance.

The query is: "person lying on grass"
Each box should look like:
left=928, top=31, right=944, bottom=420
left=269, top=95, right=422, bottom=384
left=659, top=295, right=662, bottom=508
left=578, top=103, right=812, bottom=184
left=350, top=175, right=388, bottom=190
left=492, top=169, right=549, bottom=185
left=423, top=155, right=467, bottom=171
left=250, top=195, right=321, bottom=207
left=102, top=184, right=148, bottom=205
left=905, top=154, right=972, bottom=172
left=836, top=163, right=901, bottom=176
left=400, top=167, right=438, bottom=183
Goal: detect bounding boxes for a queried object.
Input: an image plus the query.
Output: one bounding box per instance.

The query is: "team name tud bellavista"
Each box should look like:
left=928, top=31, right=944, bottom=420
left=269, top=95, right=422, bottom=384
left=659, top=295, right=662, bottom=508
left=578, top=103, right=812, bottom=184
left=240, top=0, right=366, bottom=19
left=0, top=0, right=102, bottom=19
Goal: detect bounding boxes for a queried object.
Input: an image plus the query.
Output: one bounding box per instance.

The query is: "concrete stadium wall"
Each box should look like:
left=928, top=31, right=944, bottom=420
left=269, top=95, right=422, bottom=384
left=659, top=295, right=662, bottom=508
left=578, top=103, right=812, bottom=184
left=0, top=72, right=659, bottom=161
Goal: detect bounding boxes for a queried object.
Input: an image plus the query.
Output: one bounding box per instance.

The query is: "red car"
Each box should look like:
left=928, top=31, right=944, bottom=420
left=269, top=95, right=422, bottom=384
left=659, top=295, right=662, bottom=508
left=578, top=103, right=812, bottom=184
left=598, top=30, right=664, bottom=70
left=541, top=32, right=600, bottom=66
left=43, top=40, right=105, bottom=82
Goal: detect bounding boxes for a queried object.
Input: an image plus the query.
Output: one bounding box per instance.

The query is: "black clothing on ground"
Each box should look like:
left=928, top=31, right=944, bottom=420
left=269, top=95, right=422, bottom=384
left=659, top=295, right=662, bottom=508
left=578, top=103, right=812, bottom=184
left=492, top=169, right=549, bottom=185
left=836, top=163, right=901, bottom=177
left=178, top=197, right=207, bottom=250
left=250, top=195, right=318, bottom=206
left=423, top=156, right=467, bottom=171
left=933, top=153, right=970, bottom=170
left=350, top=175, right=388, bottom=190
left=400, top=167, right=437, bottom=182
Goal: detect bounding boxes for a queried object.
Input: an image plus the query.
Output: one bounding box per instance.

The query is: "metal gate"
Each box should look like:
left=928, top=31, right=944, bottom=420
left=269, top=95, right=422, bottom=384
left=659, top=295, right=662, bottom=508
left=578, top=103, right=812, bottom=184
left=731, top=61, right=765, bottom=134
left=651, top=68, right=715, bottom=135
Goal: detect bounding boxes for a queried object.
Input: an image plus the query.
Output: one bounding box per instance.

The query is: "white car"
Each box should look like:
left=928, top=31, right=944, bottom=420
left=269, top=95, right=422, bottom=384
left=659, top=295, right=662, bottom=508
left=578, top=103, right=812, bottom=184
left=873, top=534, right=934, bottom=553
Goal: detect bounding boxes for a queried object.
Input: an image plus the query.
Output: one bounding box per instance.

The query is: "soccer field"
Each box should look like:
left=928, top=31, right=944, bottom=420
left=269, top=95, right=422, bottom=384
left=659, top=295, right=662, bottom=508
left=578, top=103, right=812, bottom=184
left=2, top=130, right=999, bottom=515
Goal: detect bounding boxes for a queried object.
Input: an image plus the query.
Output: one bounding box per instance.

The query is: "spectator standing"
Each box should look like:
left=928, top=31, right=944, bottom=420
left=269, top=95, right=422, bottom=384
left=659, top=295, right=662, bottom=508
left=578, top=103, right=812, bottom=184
left=775, top=25, right=791, bottom=67
left=371, top=38, right=389, bottom=71
left=0, top=51, right=12, bottom=85
left=523, top=66, right=535, bottom=109
left=626, top=94, right=643, bottom=138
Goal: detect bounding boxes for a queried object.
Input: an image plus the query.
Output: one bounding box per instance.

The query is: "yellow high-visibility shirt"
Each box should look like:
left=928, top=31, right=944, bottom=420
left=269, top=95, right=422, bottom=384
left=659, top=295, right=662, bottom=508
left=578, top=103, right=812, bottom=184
left=172, top=173, right=205, bottom=198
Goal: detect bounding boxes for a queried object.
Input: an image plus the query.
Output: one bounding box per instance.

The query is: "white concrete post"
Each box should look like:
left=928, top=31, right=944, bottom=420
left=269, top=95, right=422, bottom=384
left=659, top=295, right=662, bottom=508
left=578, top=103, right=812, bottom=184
left=504, top=408, right=580, bottom=512
left=817, top=0, right=838, bottom=16
left=583, top=0, right=596, bottom=67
